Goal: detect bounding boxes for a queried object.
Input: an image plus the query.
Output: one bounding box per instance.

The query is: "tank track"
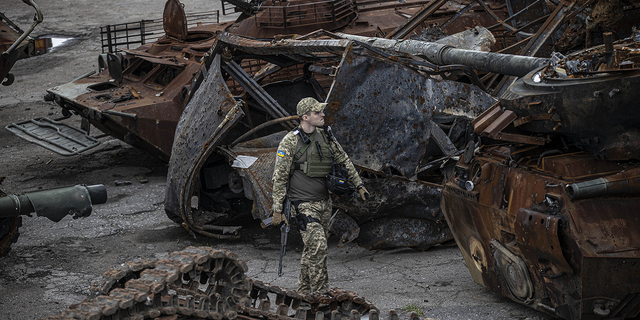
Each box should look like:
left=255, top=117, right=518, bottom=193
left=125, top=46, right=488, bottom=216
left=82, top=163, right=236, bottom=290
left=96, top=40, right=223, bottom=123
left=42, top=246, right=412, bottom=320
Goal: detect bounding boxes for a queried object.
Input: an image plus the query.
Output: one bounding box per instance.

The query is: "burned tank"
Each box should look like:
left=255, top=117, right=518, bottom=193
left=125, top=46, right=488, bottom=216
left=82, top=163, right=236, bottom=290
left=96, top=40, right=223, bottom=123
left=1, top=0, right=43, bottom=86
left=0, top=180, right=108, bottom=256
left=440, top=34, right=640, bottom=319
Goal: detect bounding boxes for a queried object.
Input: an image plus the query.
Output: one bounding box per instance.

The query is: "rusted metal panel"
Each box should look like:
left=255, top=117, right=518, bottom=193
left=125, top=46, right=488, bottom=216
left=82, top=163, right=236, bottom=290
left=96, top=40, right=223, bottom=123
left=165, top=54, right=245, bottom=238
left=483, top=110, right=516, bottom=137
left=514, top=208, right=573, bottom=275
left=163, top=0, right=188, bottom=41
left=325, top=45, right=496, bottom=176
left=442, top=144, right=640, bottom=319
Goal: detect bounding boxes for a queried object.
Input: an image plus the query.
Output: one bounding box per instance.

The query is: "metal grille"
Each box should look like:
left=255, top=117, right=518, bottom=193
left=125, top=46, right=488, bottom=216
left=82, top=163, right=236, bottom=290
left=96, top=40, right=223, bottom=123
left=254, top=0, right=355, bottom=28
left=100, top=11, right=220, bottom=53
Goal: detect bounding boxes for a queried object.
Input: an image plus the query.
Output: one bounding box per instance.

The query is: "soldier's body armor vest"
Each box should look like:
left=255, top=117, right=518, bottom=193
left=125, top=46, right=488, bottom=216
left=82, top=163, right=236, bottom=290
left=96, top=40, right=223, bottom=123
left=291, top=129, right=333, bottom=178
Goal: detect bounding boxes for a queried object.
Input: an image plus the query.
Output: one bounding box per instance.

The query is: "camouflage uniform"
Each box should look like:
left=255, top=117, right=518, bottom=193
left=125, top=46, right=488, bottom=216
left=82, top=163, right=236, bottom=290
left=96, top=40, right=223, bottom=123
left=272, top=98, right=362, bottom=293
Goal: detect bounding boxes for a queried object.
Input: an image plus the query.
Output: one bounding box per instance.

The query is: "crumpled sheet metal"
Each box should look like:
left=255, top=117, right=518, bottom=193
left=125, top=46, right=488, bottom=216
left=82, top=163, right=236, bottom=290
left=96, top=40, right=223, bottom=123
left=165, top=55, right=245, bottom=238
left=325, top=46, right=496, bottom=176
left=220, top=145, right=278, bottom=221
left=332, top=177, right=450, bottom=250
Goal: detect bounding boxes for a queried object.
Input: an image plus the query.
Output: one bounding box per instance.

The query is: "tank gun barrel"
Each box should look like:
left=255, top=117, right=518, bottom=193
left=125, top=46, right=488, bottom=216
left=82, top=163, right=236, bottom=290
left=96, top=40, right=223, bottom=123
left=0, top=184, right=107, bottom=222
left=336, top=33, right=549, bottom=77
left=566, top=169, right=640, bottom=200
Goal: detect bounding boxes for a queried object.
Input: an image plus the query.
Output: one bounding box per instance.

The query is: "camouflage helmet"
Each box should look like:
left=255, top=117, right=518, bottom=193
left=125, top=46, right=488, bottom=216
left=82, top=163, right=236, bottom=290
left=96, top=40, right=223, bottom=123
left=297, top=97, right=327, bottom=116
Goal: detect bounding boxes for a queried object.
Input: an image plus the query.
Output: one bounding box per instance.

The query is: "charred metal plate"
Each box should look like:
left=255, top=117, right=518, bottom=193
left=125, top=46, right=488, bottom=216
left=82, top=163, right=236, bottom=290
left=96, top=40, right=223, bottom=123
left=570, top=198, right=640, bottom=257
left=540, top=152, right=623, bottom=178
left=514, top=208, right=573, bottom=275
left=5, top=117, right=100, bottom=156
left=357, top=216, right=451, bottom=250
left=165, top=54, right=244, bottom=236
left=325, top=46, right=495, bottom=176
left=332, top=177, right=451, bottom=250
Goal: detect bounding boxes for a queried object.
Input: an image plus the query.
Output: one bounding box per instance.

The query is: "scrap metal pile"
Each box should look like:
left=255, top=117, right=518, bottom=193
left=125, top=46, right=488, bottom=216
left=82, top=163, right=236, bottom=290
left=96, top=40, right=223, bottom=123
left=23, top=0, right=637, bottom=251
left=37, top=0, right=561, bottom=250
left=43, top=247, right=397, bottom=320
left=8, top=0, right=640, bottom=318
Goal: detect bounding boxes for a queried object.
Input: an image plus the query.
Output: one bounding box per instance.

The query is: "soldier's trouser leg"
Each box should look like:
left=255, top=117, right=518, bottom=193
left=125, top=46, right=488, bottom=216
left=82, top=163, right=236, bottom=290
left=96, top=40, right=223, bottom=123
left=297, top=197, right=332, bottom=293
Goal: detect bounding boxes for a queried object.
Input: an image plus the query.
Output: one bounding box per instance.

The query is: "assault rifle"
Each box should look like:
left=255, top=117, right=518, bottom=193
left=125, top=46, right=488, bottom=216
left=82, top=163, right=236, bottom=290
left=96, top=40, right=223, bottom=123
left=278, top=196, right=291, bottom=276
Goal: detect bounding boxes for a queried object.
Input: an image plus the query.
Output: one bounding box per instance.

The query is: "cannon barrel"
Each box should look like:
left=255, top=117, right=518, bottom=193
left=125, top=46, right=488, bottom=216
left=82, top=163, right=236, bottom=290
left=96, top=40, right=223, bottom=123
left=0, top=184, right=107, bottom=222
left=336, top=33, right=549, bottom=78
left=566, top=169, right=640, bottom=200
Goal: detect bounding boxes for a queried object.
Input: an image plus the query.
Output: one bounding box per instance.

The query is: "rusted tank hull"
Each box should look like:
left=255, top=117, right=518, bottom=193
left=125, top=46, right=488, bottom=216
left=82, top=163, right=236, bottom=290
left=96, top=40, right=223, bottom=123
left=441, top=146, right=640, bottom=319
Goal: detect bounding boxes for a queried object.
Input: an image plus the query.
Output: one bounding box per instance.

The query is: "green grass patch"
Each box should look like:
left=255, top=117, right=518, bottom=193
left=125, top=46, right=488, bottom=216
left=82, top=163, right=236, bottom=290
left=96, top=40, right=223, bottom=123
left=402, top=303, right=424, bottom=316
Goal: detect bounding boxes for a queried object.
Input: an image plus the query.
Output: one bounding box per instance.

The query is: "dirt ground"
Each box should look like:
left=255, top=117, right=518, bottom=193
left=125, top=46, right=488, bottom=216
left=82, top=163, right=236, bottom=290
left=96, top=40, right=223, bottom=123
left=0, top=1, right=552, bottom=319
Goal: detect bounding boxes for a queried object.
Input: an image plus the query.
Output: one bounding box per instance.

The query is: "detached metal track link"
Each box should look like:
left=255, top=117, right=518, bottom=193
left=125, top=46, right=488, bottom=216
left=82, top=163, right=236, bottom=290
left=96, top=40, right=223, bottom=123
left=42, top=246, right=391, bottom=320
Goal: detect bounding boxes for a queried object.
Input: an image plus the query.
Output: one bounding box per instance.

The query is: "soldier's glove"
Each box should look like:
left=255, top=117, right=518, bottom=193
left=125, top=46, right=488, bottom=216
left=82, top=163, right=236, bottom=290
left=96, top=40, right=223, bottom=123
left=358, top=186, right=370, bottom=201
left=272, top=211, right=289, bottom=226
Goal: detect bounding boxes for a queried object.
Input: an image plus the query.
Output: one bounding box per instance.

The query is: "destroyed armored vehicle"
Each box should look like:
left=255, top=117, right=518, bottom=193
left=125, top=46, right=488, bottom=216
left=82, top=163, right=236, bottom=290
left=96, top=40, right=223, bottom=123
left=1, top=0, right=43, bottom=86
left=441, top=31, right=640, bottom=319
left=0, top=179, right=107, bottom=256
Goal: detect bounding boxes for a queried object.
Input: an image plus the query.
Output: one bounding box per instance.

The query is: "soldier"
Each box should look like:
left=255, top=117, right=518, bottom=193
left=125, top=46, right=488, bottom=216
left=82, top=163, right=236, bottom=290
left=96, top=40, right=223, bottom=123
left=271, top=97, right=369, bottom=293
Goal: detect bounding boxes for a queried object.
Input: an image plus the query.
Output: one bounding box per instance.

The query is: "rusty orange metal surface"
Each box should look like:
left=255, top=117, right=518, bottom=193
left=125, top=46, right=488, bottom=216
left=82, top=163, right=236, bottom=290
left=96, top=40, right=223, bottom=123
left=442, top=144, right=640, bottom=319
